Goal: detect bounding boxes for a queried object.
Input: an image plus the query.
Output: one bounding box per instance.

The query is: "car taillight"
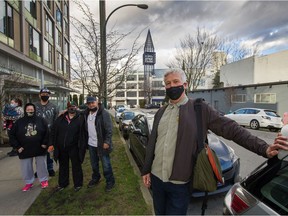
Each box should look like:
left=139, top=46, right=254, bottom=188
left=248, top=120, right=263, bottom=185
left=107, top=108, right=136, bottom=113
left=262, top=116, right=271, bottom=120
left=226, top=184, right=257, bottom=215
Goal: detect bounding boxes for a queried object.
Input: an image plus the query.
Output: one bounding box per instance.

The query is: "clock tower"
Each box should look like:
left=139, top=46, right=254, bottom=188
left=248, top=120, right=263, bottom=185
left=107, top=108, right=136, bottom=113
left=143, top=29, right=156, bottom=104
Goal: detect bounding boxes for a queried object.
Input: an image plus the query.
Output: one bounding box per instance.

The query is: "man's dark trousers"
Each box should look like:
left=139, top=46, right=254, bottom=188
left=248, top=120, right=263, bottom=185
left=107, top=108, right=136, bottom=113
left=151, top=174, right=190, bottom=215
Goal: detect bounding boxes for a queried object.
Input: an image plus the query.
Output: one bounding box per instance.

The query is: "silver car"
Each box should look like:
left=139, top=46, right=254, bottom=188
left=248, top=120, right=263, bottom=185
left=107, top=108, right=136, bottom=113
left=223, top=153, right=288, bottom=215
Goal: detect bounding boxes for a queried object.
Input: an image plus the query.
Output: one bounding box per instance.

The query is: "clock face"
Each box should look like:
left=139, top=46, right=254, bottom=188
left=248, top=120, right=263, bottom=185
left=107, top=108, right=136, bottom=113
left=143, top=52, right=156, bottom=64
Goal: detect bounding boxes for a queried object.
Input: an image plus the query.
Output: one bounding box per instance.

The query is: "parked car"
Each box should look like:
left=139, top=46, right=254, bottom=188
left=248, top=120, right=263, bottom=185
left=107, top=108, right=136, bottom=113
left=118, top=110, right=143, bottom=140
left=224, top=108, right=283, bottom=132
left=144, top=104, right=160, bottom=109
left=115, top=108, right=126, bottom=124
left=223, top=153, right=288, bottom=215
left=127, top=113, right=240, bottom=197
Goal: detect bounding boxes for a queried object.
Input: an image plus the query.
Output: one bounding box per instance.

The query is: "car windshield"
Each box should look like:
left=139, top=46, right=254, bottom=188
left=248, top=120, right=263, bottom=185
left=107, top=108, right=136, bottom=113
left=124, top=112, right=135, bottom=120
left=264, top=110, right=280, bottom=117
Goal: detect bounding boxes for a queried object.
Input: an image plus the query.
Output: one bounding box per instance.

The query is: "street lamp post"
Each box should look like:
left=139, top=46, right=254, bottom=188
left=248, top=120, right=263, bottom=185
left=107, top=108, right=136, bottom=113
left=99, top=0, right=148, bottom=108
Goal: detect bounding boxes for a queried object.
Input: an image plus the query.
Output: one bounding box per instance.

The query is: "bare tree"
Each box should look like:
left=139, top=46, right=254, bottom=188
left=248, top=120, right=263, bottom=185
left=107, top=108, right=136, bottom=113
left=70, top=0, right=145, bottom=102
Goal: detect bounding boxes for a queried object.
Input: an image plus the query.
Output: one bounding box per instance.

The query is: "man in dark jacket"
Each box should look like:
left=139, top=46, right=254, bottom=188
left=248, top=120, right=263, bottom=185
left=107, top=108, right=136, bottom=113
left=9, top=103, right=49, bottom=191
left=141, top=68, right=288, bottom=215
left=51, top=101, right=85, bottom=192
left=34, top=88, right=59, bottom=177
left=81, top=96, right=115, bottom=192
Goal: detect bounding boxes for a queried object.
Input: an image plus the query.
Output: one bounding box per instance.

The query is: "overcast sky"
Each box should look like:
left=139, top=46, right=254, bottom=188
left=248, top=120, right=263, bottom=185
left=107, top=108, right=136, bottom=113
left=70, top=0, right=288, bottom=69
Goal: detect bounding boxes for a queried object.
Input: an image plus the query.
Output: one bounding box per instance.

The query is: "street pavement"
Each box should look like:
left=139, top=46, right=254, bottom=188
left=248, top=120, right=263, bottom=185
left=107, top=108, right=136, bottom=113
left=0, top=147, right=58, bottom=215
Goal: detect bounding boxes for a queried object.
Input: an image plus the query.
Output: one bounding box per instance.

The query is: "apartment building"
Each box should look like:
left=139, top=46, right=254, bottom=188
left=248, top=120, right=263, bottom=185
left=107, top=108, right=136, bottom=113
left=112, top=69, right=167, bottom=107
left=0, top=0, right=71, bottom=109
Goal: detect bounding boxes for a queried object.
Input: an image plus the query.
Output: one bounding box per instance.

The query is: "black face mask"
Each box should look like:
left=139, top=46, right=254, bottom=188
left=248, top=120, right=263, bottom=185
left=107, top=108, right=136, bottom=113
left=166, top=85, right=185, bottom=100
left=41, top=96, right=49, bottom=102
left=68, top=108, right=77, bottom=114
left=89, top=107, right=98, bottom=112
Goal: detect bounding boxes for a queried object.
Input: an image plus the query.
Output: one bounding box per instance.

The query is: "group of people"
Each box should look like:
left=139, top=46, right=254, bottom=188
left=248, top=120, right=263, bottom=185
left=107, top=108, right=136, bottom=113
left=7, top=88, right=115, bottom=193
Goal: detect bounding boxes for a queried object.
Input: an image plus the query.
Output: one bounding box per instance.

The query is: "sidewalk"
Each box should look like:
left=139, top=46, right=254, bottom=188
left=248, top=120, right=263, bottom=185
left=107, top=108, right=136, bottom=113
left=0, top=147, right=58, bottom=215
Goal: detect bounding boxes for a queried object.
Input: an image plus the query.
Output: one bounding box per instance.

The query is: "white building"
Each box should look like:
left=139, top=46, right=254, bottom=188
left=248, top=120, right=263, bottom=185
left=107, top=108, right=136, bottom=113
left=220, top=50, right=288, bottom=87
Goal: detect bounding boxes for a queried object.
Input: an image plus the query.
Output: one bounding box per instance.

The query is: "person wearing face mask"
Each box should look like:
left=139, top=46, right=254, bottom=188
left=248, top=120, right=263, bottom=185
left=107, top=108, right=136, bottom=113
left=141, top=68, right=288, bottom=215
left=80, top=96, right=115, bottom=192
left=9, top=103, right=49, bottom=191
left=50, top=101, right=85, bottom=192
left=2, top=98, right=24, bottom=156
left=34, top=88, right=59, bottom=177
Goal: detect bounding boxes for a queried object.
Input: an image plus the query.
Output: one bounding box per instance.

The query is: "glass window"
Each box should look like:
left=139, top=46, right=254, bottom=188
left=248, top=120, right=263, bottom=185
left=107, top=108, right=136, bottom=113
left=138, top=75, right=144, bottom=81
left=139, top=91, right=145, bottom=97
left=57, top=52, right=63, bottom=72
left=64, top=2, right=68, bottom=18
left=24, top=0, right=36, bottom=19
left=64, top=20, right=68, bottom=35
left=0, top=2, right=14, bottom=39
left=127, top=75, right=136, bottom=81
left=255, top=93, right=276, bottom=104
left=56, top=7, right=62, bottom=27
left=44, top=40, right=52, bottom=63
left=45, top=14, right=53, bottom=37
left=56, top=29, right=61, bottom=48
left=64, top=39, right=69, bottom=57
left=127, top=83, right=136, bottom=89
left=235, top=109, right=246, bottom=114
left=231, top=94, right=246, bottom=103
left=29, top=26, right=40, bottom=56
left=152, top=81, right=163, bottom=88
left=116, top=91, right=125, bottom=97
left=138, top=82, right=144, bottom=89
left=127, top=92, right=137, bottom=97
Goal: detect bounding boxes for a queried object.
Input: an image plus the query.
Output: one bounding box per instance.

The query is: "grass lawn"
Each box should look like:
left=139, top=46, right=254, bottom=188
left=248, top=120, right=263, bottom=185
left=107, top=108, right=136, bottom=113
left=25, top=121, right=152, bottom=215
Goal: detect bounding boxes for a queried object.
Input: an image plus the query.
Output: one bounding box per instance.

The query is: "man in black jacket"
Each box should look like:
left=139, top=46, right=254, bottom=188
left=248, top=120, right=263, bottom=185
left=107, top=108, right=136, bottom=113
left=50, top=101, right=85, bottom=192
left=81, top=96, right=115, bottom=192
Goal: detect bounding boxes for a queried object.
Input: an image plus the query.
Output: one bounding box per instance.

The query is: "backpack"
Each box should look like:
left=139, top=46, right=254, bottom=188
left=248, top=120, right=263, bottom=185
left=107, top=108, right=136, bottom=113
left=192, top=98, right=223, bottom=215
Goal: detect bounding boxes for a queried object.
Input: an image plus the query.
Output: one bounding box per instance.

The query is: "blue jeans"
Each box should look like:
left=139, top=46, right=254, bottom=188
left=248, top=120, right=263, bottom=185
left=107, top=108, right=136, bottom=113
left=47, top=152, right=54, bottom=171
left=88, top=145, right=115, bottom=186
left=151, top=174, right=190, bottom=215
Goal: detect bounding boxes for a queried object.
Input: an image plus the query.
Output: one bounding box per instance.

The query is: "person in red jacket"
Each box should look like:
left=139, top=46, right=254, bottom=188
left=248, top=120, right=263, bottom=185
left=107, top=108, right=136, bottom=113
left=9, top=103, right=49, bottom=192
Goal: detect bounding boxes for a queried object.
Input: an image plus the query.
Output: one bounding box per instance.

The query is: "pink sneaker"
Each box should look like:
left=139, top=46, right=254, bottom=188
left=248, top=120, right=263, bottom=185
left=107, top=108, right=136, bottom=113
left=22, top=184, right=33, bottom=192
left=41, top=180, right=49, bottom=189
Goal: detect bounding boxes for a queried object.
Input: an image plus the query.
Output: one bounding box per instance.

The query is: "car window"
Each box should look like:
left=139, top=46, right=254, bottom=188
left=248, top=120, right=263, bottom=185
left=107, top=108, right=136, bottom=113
left=243, top=157, right=288, bottom=215
left=264, top=110, right=280, bottom=117
left=246, top=109, right=259, bottom=114
left=235, top=109, right=246, bottom=114
left=134, top=115, right=149, bottom=136
left=124, top=112, right=135, bottom=120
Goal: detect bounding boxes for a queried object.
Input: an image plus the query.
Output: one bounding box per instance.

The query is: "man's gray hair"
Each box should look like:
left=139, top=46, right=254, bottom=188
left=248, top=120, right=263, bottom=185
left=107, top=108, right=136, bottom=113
left=164, top=68, right=187, bottom=82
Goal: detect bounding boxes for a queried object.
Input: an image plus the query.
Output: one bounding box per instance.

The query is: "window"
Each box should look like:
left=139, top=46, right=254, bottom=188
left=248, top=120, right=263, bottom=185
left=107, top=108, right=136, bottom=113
left=64, top=2, right=68, bottom=18
left=139, top=91, right=145, bottom=97
left=152, top=81, right=163, bottom=88
left=29, top=26, right=40, bottom=56
left=45, top=14, right=53, bottom=37
left=116, top=84, right=125, bottom=89
left=44, top=0, right=52, bottom=10
left=57, top=52, right=63, bottom=72
left=24, top=0, right=36, bottom=19
left=127, top=92, right=137, bottom=97
left=56, top=29, right=61, bottom=48
left=152, top=90, right=165, bottom=96
left=0, top=2, right=14, bottom=39
left=138, top=82, right=144, bottom=89
left=56, top=7, right=62, bottom=27
left=138, top=75, right=144, bottom=81
left=116, top=91, right=125, bottom=97
left=235, top=109, right=246, bottom=114
left=64, top=39, right=69, bottom=57
left=127, top=75, right=136, bottom=81
left=64, top=20, right=68, bottom=35
left=231, top=94, right=246, bottom=103
left=44, top=40, right=52, bottom=63
left=255, top=93, right=276, bottom=104
left=127, top=83, right=136, bottom=89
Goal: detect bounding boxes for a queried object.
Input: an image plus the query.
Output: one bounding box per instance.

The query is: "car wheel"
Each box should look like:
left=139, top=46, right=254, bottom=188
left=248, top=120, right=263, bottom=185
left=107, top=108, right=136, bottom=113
left=269, top=128, right=279, bottom=132
left=250, top=120, right=259, bottom=130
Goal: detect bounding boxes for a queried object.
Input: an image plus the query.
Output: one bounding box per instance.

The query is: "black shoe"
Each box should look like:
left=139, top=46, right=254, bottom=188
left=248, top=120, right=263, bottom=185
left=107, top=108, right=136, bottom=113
left=74, top=186, right=82, bottom=192
left=87, top=178, right=101, bottom=188
left=48, top=170, right=55, bottom=177
left=105, top=182, right=115, bottom=192
left=8, top=151, right=18, bottom=157
left=55, top=186, right=65, bottom=192
left=34, top=172, right=38, bottom=178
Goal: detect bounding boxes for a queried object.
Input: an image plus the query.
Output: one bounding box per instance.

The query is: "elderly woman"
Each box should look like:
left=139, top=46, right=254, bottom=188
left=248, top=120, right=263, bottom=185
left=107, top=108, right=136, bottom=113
left=9, top=103, right=50, bottom=192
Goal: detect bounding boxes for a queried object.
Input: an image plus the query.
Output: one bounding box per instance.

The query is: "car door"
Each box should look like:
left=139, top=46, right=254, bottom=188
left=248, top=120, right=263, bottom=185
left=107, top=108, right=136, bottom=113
left=130, top=115, right=149, bottom=166
left=232, top=108, right=246, bottom=125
